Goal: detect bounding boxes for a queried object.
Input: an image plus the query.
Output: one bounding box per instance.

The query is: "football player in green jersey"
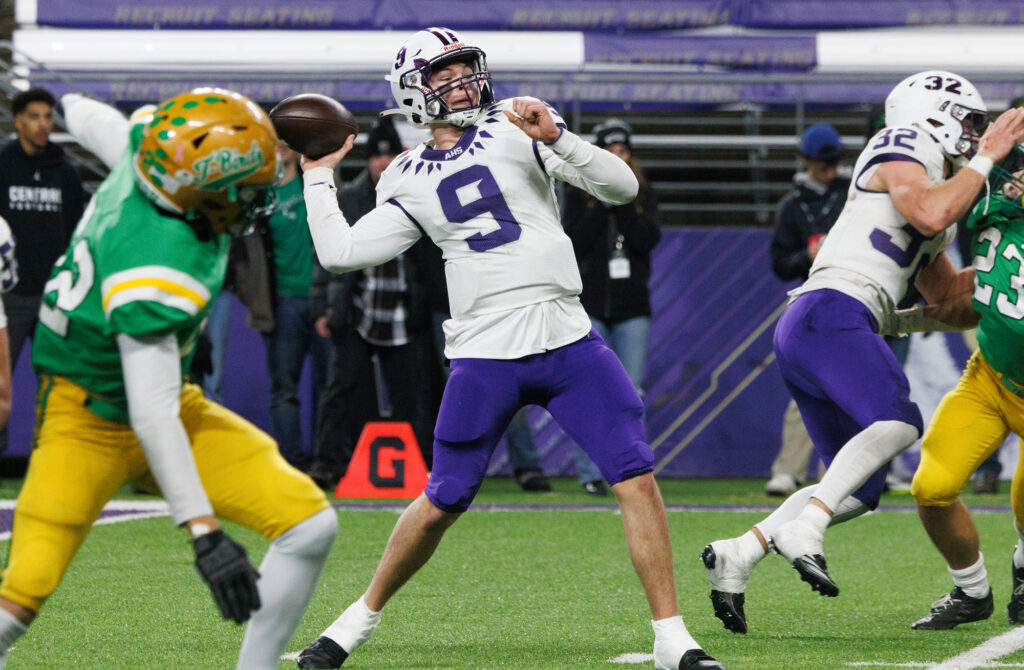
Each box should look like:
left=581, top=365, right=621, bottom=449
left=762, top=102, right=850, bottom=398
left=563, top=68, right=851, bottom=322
left=880, top=155, right=1024, bottom=630
left=0, top=89, right=336, bottom=670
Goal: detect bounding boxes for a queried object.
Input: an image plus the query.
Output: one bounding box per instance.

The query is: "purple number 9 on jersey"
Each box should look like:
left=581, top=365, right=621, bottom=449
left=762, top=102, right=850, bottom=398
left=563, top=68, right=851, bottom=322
left=437, top=165, right=522, bottom=252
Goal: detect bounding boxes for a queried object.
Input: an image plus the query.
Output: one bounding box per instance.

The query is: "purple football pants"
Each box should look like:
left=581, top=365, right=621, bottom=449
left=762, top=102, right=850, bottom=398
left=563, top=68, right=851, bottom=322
left=772, top=289, right=923, bottom=508
left=425, top=331, right=653, bottom=512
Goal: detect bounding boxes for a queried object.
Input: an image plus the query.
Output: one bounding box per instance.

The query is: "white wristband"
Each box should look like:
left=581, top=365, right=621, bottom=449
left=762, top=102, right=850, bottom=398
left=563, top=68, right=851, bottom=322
left=966, top=154, right=994, bottom=178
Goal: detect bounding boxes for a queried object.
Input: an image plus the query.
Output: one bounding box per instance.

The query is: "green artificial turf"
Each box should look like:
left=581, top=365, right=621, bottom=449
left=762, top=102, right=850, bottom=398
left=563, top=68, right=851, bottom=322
left=3, top=477, right=1020, bottom=669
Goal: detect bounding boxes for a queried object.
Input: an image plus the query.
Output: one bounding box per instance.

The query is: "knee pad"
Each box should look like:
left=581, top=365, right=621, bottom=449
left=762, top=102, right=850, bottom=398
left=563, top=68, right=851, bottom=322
left=273, top=507, right=337, bottom=558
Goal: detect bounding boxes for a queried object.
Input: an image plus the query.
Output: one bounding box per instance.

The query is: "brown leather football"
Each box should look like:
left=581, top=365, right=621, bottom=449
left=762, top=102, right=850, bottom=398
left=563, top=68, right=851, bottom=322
left=269, top=94, right=358, bottom=159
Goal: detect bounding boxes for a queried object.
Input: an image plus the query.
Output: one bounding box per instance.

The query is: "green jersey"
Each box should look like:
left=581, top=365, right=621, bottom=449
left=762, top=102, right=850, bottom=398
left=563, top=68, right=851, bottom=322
left=32, top=139, right=228, bottom=424
left=968, top=194, right=1024, bottom=386
left=267, top=176, right=313, bottom=298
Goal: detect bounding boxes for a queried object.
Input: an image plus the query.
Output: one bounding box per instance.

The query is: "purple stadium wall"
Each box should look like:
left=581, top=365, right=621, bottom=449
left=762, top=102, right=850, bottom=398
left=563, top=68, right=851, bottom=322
left=7, top=227, right=799, bottom=478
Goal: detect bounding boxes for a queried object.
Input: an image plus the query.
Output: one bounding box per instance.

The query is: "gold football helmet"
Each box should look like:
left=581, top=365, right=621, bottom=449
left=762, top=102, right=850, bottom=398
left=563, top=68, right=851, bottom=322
left=133, top=87, right=279, bottom=234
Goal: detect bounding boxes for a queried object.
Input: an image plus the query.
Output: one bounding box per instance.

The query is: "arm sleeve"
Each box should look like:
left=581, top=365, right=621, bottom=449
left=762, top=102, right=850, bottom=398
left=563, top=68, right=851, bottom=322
left=61, top=94, right=131, bottom=169
left=539, top=131, right=639, bottom=206
left=303, top=167, right=423, bottom=273
left=118, top=332, right=213, bottom=525
left=769, top=198, right=811, bottom=281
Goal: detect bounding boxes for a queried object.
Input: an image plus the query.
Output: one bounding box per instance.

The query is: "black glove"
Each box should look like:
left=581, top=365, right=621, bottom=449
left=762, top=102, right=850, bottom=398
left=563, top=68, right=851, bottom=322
left=193, top=529, right=261, bottom=624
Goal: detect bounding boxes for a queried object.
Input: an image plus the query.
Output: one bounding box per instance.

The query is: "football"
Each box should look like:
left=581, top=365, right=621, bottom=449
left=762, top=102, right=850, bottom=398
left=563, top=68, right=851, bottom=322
left=269, top=93, right=358, bottom=159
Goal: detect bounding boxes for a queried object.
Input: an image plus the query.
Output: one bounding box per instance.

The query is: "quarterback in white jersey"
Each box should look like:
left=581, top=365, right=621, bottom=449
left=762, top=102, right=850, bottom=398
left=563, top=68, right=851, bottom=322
left=700, top=71, right=1024, bottom=636
left=297, top=26, right=724, bottom=670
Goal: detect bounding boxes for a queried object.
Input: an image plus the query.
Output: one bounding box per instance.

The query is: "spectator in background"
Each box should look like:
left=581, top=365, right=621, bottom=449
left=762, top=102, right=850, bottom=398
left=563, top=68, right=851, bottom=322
left=306, top=117, right=441, bottom=489
left=0, top=87, right=83, bottom=454
left=235, top=142, right=328, bottom=469
left=764, top=123, right=849, bottom=496
left=563, top=118, right=661, bottom=495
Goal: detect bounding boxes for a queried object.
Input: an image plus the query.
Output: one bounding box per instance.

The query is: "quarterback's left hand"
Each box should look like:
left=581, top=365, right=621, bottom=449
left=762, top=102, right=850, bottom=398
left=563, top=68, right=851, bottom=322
left=504, top=98, right=561, bottom=144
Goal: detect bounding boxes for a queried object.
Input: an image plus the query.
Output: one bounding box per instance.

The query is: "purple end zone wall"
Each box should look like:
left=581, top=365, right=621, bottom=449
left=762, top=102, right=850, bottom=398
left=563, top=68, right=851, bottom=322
left=6, top=227, right=792, bottom=478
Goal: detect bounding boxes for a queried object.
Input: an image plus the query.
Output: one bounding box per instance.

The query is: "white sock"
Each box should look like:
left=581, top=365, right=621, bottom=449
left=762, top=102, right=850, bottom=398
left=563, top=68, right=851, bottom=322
left=733, top=530, right=769, bottom=565
left=1014, top=521, right=1024, bottom=569
left=651, top=615, right=699, bottom=660
left=324, top=594, right=382, bottom=653
left=829, top=496, right=870, bottom=526
left=796, top=504, right=833, bottom=536
left=0, top=607, right=27, bottom=670
left=236, top=508, right=338, bottom=670
left=950, top=553, right=989, bottom=599
left=755, top=485, right=819, bottom=539
left=812, top=420, right=918, bottom=512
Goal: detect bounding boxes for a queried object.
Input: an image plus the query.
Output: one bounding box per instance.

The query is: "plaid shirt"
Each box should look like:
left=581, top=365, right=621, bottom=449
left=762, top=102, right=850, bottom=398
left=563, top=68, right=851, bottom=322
left=352, top=255, right=409, bottom=346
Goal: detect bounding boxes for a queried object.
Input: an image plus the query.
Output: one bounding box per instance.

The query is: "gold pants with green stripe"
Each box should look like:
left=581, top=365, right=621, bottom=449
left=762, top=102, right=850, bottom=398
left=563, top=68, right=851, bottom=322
left=913, top=351, right=1024, bottom=521
left=1, top=376, right=329, bottom=613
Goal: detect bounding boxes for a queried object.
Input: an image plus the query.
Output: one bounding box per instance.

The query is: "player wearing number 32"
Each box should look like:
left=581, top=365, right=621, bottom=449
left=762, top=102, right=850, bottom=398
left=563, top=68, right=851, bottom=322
left=295, top=26, right=723, bottom=670
left=700, top=70, right=1024, bottom=634
left=0, top=89, right=338, bottom=670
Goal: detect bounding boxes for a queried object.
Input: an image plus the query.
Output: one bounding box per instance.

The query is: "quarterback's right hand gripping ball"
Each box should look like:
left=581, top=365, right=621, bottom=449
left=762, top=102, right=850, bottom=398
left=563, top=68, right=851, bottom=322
left=269, top=93, right=359, bottom=159
left=193, top=529, right=262, bottom=624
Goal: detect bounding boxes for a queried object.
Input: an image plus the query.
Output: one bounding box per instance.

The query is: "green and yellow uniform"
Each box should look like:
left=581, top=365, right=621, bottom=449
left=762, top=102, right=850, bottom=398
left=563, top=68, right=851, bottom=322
left=1, top=125, right=327, bottom=614
left=913, top=195, right=1024, bottom=514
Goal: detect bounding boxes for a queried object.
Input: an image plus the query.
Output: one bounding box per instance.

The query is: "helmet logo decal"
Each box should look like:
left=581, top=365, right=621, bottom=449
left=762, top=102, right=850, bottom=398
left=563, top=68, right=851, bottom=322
left=428, top=28, right=460, bottom=45
left=193, top=140, right=266, bottom=190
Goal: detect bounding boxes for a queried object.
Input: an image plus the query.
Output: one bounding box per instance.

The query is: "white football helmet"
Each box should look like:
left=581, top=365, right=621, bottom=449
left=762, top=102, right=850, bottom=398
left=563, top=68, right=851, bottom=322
left=885, top=70, right=988, bottom=170
left=383, top=27, right=494, bottom=129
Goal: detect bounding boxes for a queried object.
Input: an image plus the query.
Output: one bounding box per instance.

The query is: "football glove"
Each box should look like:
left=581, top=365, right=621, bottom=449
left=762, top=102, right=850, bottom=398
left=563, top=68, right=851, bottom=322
left=193, top=529, right=261, bottom=624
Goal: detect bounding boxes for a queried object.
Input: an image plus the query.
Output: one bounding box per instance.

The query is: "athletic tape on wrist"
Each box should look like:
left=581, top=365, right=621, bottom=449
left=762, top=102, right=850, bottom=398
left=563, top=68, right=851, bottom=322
left=967, top=154, right=995, bottom=178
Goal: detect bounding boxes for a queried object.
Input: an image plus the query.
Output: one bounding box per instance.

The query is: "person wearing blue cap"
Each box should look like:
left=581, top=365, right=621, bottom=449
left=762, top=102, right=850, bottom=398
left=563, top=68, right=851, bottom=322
left=762, top=123, right=850, bottom=497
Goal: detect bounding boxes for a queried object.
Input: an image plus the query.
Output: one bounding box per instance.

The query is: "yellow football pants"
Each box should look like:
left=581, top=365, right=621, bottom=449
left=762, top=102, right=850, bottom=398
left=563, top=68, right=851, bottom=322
left=0, top=376, right=329, bottom=613
left=913, top=351, right=1024, bottom=524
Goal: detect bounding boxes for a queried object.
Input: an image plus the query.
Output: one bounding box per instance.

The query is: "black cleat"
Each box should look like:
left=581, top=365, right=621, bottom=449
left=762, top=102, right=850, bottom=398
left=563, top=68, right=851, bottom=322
left=1009, top=560, right=1024, bottom=625
left=678, top=648, right=726, bottom=670
left=297, top=636, right=349, bottom=669
left=700, top=544, right=747, bottom=634
left=790, top=554, right=839, bottom=597
left=912, top=587, right=993, bottom=630
left=708, top=590, right=746, bottom=636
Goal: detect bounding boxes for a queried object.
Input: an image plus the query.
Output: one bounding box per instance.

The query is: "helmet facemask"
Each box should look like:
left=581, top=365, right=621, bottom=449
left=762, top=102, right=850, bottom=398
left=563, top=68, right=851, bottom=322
left=947, top=102, right=990, bottom=158
left=990, top=144, right=1024, bottom=215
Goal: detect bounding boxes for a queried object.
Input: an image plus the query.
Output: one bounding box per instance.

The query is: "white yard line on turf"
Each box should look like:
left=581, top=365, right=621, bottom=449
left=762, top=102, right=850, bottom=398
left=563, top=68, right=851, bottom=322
left=609, top=653, right=653, bottom=664
left=848, top=664, right=1024, bottom=668
left=928, top=627, right=1024, bottom=670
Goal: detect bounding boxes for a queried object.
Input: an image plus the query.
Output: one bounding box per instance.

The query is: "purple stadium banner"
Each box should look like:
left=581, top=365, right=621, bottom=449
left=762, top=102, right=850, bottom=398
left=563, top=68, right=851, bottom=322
left=583, top=34, right=816, bottom=69
left=33, top=0, right=735, bottom=31
left=30, top=0, right=1024, bottom=30
left=738, top=0, right=1024, bottom=28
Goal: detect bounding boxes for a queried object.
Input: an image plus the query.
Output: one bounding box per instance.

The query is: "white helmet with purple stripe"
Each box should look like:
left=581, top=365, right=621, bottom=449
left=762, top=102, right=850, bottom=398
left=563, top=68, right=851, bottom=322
left=885, top=70, right=988, bottom=170
left=383, top=27, right=495, bottom=129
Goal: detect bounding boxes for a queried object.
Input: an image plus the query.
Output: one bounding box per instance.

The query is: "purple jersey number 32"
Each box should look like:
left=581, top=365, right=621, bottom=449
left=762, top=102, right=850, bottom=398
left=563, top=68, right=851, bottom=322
left=437, top=165, right=522, bottom=252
